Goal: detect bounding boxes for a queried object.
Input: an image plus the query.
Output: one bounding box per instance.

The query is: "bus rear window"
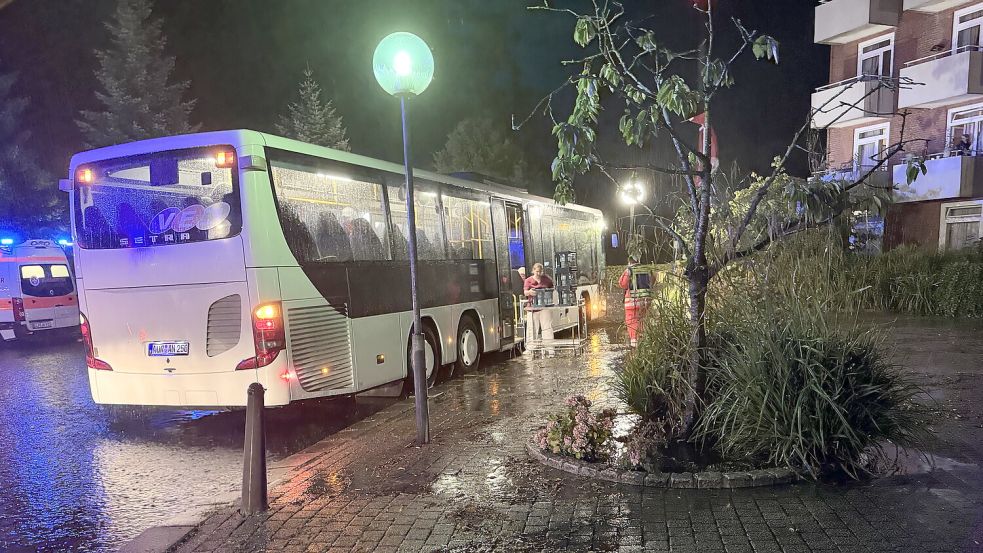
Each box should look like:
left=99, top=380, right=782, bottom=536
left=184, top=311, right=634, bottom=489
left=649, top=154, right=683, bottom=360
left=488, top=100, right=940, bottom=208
left=74, top=147, right=241, bottom=249
left=20, top=264, right=74, bottom=297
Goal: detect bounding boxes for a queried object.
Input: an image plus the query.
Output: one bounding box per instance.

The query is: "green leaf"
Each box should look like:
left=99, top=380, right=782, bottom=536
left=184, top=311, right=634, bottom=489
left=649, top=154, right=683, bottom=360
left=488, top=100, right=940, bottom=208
left=600, top=63, right=621, bottom=89
left=752, top=35, right=780, bottom=63
left=574, top=17, right=596, bottom=47
left=657, top=76, right=700, bottom=117
left=905, top=159, right=927, bottom=185
left=635, top=31, right=657, bottom=53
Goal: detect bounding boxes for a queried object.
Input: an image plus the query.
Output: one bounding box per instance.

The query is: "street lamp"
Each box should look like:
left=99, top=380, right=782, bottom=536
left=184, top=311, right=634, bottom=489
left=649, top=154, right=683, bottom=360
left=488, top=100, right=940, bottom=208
left=618, top=181, right=645, bottom=258
left=373, top=32, right=435, bottom=445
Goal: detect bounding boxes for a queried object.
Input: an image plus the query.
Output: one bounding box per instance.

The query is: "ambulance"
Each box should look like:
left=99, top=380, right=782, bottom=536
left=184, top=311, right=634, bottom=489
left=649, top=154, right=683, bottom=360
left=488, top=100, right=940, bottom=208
left=0, top=239, right=79, bottom=341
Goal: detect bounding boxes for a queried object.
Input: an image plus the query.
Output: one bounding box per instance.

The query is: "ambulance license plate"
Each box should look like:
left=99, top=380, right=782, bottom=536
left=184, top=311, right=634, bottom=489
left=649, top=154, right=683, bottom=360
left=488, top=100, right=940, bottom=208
left=148, top=341, right=190, bottom=357
left=31, top=320, right=54, bottom=330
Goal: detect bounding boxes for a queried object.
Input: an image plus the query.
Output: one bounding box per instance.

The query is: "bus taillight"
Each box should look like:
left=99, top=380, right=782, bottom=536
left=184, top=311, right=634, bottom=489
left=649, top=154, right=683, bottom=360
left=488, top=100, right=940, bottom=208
left=11, top=298, right=25, bottom=322
left=76, top=167, right=94, bottom=184
left=236, top=301, right=286, bottom=370
left=214, top=150, right=235, bottom=169
left=79, top=313, right=112, bottom=371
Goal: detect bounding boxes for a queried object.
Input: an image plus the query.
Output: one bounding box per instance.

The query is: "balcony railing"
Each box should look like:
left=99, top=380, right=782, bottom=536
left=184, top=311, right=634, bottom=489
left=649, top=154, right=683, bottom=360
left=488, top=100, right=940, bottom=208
left=903, top=0, right=969, bottom=12
left=811, top=76, right=896, bottom=129
left=892, top=150, right=983, bottom=203
left=898, top=45, right=983, bottom=108
left=815, top=0, right=902, bottom=45
left=812, top=163, right=892, bottom=190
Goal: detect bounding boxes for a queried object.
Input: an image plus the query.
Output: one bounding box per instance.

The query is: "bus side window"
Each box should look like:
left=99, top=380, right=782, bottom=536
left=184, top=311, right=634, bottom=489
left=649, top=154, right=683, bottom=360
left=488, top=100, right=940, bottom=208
left=443, top=193, right=493, bottom=260
left=314, top=212, right=352, bottom=262
left=349, top=218, right=385, bottom=261
left=268, top=154, right=391, bottom=262
left=390, top=224, right=409, bottom=260
left=388, top=183, right=444, bottom=261
left=279, top=205, right=318, bottom=263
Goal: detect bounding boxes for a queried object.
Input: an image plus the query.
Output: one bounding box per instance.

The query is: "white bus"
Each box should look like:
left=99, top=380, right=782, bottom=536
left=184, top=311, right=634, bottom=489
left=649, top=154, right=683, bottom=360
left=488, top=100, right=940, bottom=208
left=65, top=130, right=605, bottom=408
left=0, top=239, right=79, bottom=341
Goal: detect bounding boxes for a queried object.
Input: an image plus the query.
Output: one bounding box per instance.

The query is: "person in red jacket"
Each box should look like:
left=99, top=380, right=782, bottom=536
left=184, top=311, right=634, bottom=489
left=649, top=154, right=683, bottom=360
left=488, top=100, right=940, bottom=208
left=619, top=257, right=651, bottom=347
left=524, top=262, right=555, bottom=354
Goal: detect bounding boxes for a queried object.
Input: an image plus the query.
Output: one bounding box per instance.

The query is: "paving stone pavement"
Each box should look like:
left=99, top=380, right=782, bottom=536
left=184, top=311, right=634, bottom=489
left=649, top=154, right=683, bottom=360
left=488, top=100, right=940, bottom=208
left=172, top=317, right=983, bottom=553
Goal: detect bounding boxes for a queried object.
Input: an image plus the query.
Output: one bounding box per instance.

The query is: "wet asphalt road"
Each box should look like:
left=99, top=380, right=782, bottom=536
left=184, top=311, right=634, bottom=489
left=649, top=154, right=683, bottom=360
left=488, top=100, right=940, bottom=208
left=0, top=333, right=397, bottom=553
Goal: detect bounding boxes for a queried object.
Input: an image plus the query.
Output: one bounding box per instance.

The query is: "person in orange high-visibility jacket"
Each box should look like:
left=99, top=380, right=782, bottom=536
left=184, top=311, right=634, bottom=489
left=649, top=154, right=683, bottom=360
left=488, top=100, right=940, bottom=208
left=618, top=258, right=651, bottom=347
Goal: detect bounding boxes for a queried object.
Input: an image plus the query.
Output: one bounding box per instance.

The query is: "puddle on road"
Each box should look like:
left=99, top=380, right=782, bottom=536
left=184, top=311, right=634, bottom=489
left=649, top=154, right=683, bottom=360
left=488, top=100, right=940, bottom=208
left=880, top=446, right=979, bottom=476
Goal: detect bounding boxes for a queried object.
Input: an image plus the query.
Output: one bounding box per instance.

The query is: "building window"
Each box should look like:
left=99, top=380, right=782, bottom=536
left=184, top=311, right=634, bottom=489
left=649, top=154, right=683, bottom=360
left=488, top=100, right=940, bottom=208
left=939, top=200, right=983, bottom=251
left=947, top=103, right=983, bottom=156
left=849, top=211, right=884, bottom=255
left=857, top=35, right=894, bottom=78
left=954, top=4, right=983, bottom=51
left=853, top=123, right=890, bottom=171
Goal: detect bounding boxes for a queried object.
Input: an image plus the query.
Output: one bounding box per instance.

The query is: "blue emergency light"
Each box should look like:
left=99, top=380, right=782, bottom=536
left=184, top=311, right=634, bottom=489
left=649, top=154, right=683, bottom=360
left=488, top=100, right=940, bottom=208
left=0, top=238, right=13, bottom=246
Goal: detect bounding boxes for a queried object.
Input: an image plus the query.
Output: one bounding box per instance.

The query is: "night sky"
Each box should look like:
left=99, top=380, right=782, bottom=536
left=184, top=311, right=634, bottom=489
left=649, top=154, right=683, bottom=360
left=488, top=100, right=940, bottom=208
left=0, top=0, right=826, bottom=211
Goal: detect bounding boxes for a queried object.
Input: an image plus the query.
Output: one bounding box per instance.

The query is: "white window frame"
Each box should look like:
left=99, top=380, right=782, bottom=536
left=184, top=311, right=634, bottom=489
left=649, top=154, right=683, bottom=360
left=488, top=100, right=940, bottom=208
left=853, top=123, right=891, bottom=171
left=857, top=34, right=894, bottom=78
left=946, top=101, right=983, bottom=156
left=938, top=199, right=983, bottom=251
left=953, top=3, right=983, bottom=52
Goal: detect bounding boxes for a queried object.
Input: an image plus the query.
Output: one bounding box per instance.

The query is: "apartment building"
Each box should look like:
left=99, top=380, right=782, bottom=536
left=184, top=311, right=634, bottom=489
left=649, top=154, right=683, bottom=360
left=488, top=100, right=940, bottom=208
left=813, top=0, right=983, bottom=252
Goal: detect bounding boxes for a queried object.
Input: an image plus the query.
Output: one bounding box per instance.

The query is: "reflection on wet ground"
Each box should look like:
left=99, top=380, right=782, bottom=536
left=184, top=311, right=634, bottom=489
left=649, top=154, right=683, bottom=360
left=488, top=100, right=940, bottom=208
left=0, top=337, right=396, bottom=552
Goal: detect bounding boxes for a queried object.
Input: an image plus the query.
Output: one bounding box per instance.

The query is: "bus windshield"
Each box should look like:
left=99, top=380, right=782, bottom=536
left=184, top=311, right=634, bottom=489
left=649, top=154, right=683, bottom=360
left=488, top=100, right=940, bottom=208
left=74, top=147, right=241, bottom=249
left=20, top=264, right=74, bottom=297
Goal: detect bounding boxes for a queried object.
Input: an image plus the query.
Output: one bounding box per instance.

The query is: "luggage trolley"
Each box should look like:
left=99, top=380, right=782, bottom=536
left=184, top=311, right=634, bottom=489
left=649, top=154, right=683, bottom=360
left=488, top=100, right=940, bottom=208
left=522, top=252, right=588, bottom=357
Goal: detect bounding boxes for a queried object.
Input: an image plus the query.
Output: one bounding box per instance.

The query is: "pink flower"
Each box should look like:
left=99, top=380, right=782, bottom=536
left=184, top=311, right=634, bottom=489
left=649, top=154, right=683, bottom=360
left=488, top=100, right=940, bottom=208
left=565, top=395, right=591, bottom=409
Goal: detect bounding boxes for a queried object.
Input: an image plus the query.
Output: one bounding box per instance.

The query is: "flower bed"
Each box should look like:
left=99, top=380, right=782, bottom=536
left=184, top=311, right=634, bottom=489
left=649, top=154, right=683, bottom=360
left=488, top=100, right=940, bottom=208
left=526, top=441, right=798, bottom=489
left=529, top=396, right=799, bottom=489
left=534, top=395, right=615, bottom=461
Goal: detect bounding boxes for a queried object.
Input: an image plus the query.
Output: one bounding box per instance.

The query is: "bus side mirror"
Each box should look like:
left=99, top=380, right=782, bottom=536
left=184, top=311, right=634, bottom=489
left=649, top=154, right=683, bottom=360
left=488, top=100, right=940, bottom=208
left=59, top=179, right=71, bottom=192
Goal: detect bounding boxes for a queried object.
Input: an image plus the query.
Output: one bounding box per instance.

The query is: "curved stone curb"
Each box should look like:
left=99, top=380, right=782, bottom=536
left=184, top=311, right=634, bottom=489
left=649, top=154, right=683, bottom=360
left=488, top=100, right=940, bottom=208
left=526, top=441, right=799, bottom=489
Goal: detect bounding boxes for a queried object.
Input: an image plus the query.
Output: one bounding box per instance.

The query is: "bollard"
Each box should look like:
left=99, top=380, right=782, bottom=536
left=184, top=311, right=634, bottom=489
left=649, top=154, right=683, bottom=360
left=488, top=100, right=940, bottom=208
left=241, top=382, right=268, bottom=515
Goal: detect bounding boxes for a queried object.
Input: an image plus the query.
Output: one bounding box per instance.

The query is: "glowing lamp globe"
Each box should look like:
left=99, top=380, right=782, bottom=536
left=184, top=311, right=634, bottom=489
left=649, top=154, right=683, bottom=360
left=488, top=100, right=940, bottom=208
left=373, top=32, right=434, bottom=97
left=619, top=181, right=646, bottom=206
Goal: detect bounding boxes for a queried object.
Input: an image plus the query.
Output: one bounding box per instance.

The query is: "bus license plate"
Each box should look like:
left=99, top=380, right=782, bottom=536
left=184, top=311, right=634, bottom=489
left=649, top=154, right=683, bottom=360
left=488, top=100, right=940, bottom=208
left=148, top=341, right=190, bottom=357
left=31, top=320, right=54, bottom=330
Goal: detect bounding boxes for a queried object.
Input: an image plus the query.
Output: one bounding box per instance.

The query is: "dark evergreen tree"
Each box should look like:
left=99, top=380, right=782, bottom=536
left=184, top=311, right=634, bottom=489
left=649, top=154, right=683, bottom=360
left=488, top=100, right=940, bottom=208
left=276, top=67, right=350, bottom=151
left=77, top=0, right=199, bottom=149
left=433, top=117, right=528, bottom=185
left=0, top=63, right=60, bottom=237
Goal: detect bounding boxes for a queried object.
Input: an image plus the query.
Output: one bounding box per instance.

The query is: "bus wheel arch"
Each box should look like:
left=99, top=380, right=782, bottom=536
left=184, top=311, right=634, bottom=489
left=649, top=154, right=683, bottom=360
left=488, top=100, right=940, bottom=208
left=450, top=310, right=483, bottom=378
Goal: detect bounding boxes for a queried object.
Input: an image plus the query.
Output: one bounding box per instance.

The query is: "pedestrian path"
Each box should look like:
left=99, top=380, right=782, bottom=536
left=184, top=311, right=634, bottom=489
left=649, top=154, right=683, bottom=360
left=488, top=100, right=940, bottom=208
left=171, top=321, right=983, bottom=553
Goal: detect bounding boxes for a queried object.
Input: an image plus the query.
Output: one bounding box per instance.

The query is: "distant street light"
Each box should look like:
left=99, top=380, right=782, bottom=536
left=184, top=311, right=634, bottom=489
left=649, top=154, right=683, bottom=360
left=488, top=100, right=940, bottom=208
left=618, top=181, right=645, bottom=259
left=373, top=32, right=435, bottom=445
left=618, top=181, right=645, bottom=207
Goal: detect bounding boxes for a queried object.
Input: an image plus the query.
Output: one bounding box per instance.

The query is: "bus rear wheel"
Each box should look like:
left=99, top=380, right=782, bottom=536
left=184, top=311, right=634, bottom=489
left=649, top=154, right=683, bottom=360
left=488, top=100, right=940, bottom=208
left=451, top=317, right=482, bottom=378
left=404, top=324, right=439, bottom=394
